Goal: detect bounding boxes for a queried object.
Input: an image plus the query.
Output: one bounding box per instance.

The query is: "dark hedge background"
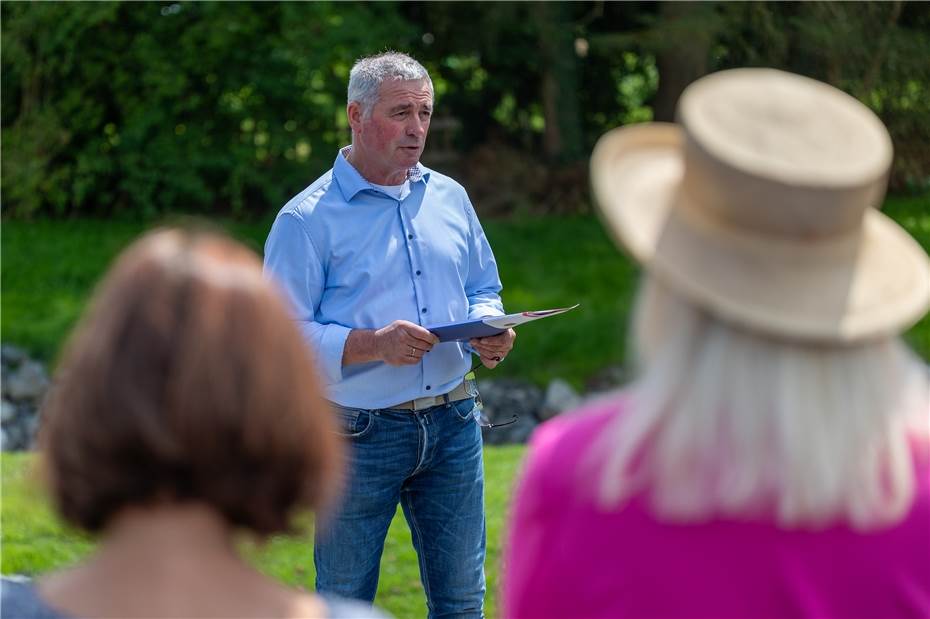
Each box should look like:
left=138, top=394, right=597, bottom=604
left=3, top=1, right=929, bottom=220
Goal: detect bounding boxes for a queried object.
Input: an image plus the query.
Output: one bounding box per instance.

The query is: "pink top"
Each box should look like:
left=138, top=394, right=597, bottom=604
left=503, top=395, right=930, bottom=619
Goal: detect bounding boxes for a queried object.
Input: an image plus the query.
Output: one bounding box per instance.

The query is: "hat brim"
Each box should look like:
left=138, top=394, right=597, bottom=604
left=590, top=123, right=930, bottom=342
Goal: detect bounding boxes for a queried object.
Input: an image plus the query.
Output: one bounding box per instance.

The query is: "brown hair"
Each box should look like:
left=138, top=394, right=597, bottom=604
left=39, top=228, right=342, bottom=535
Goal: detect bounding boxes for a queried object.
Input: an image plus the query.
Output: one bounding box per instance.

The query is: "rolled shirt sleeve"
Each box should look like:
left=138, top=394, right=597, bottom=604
left=263, top=212, right=349, bottom=385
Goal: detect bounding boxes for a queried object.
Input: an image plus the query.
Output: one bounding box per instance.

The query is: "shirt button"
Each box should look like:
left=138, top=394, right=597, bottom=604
left=426, top=385, right=431, bottom=390
left=407, top=234, right=414, bottom=240
left=421, top=308, right=427, bottom=313
left=416, top=270, right=422, bottom=276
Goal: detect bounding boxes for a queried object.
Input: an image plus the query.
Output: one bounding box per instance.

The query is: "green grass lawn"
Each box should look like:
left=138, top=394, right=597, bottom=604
left=1, top=446, right=526, bottom=618
left=4, top=194, right=927, bottom=388
left=0, top=212, right=639, bottom=389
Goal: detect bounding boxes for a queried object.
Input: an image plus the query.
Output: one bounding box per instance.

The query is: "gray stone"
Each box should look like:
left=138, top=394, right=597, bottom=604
left=1, top=399, right=17, bottom=424
left=6, top=360, right=49, bottom=402
left=1, top=423, right=25, bottom=451
left=475, top=378, right=543, bottom=445
left=1, top=344, right=28, bottom=366
left=539, top=378, right=583, bottom=421
left=0, top=346, right=47, bottom=451
left=22, top=414, right=40, bottom=449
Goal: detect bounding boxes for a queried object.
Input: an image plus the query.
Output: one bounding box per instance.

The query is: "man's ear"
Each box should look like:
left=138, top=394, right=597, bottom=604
left=347, top=102, right=363, bottom=134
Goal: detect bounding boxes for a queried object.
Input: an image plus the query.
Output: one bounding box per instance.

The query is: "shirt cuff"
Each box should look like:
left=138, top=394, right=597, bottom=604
left=318, top=323, right=352, bottom=385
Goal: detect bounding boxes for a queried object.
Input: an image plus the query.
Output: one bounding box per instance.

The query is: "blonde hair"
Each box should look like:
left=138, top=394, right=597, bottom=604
left=593, top=275, right=929, bottom=530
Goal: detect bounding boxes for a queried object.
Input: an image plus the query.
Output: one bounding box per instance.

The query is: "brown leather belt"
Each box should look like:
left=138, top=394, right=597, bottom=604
left=388, top=381, right=473, bottom=411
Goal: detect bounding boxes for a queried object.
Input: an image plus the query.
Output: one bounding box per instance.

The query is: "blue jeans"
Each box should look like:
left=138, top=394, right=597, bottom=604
left=315, top=398, right=486, bottom=619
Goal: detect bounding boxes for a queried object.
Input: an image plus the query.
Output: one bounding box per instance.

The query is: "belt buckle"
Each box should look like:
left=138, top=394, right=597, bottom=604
left=408, top=381, right=467, bottom=411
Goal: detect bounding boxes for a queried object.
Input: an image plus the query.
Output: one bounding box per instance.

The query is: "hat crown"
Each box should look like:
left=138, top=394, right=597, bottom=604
left=589, top=68, right=929, bottom=343
left=677, top=69, right=893, bottom=239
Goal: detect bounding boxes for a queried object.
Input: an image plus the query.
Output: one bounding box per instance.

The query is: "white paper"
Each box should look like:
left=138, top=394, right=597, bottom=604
left=481, top=304, right=580, bottom=329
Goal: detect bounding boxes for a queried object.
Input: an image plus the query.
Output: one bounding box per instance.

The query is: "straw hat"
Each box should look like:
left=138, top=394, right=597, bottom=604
left=591, top=68, right=930, bottom=342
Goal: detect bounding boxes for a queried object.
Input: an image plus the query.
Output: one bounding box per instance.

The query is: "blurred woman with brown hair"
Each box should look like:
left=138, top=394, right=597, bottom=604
left=504, top=69, right=930, bottom=618
left=1, top=229, right=386, bottom=618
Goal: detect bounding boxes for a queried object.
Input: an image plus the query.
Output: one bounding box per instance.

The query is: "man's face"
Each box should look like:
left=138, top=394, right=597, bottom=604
left=348, top=79, right=433, bottom=184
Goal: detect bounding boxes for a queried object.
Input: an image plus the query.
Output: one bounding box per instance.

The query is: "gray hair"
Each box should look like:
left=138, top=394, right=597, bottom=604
left=589, top=275, right=929, bottom=531
left=347, top=52, right=433, bottom=117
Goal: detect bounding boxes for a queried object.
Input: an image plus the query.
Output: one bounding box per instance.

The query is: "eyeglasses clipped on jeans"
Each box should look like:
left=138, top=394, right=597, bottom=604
left=465, top=361, right=518, bottom=429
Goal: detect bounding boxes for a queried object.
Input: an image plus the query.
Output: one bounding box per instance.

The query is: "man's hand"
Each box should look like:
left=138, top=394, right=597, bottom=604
left=469, top=328, right=516, bottom=369
left=375, top=320, right=440, bottom=366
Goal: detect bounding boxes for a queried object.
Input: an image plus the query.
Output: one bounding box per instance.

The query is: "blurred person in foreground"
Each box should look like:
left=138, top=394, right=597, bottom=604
left=0, top=229, right=387, bottom=618
left=264, top=51, right=514, bottom=618
left=504, top=68, right=930, bottom=618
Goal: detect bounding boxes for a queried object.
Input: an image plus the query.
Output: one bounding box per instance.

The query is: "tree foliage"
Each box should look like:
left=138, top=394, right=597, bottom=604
left=1, top=1, right=415, bottom=218
left=2, top=1, right=927, bottom=219
left=714, top=2, right=930, bottom=193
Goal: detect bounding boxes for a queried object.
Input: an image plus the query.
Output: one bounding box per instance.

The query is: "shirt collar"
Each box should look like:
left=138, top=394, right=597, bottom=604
left=334, top=145, right=430, bottom=201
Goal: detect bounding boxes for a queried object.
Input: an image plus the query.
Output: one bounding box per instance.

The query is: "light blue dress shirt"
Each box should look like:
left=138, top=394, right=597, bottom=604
left=264, top=148, right=504, bottom=408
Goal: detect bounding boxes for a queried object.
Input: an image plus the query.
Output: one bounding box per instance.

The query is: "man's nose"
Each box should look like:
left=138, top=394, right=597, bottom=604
left=407, top=116, right=427, bottom=137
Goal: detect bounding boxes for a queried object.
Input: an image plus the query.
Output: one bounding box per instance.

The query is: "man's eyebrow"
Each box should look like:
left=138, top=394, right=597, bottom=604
left=389, top=103, right=433, bottom=113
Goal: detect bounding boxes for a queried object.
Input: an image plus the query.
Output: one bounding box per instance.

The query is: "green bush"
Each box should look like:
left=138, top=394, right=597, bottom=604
left=1, top=2, right=416, bottom=218
left=6, top=2, right=927, bottom=219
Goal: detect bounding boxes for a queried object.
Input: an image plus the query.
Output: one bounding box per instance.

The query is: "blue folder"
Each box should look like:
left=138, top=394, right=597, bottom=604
left=427, top=319, right=513, bottom=342
left=426, top=304, right=579, bottom=343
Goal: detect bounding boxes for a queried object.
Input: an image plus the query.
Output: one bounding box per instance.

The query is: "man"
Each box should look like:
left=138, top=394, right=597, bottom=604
left=264, top=52, right=515, bottom=618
